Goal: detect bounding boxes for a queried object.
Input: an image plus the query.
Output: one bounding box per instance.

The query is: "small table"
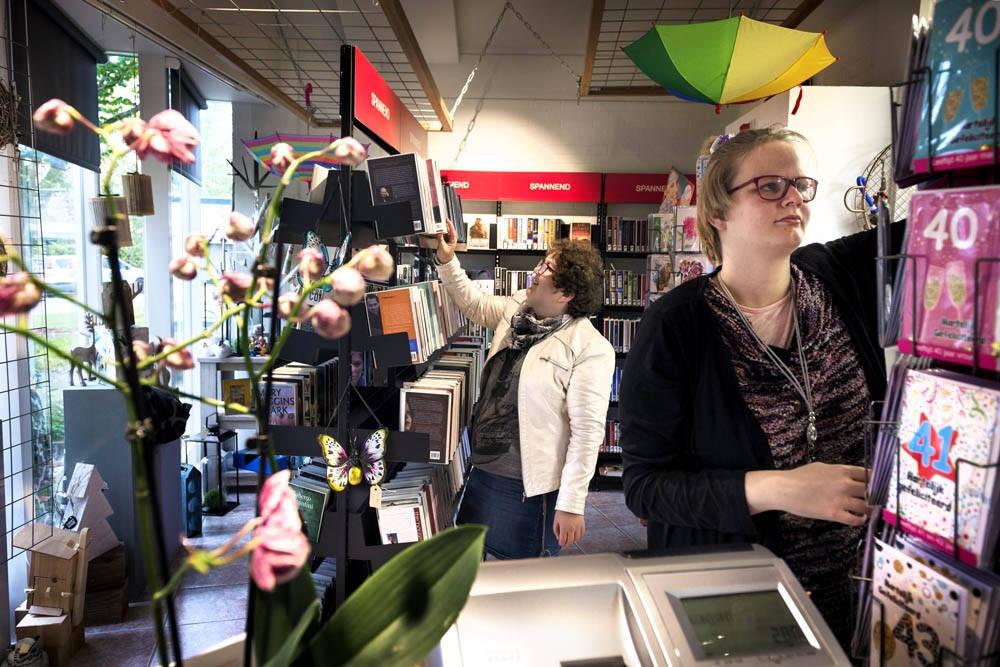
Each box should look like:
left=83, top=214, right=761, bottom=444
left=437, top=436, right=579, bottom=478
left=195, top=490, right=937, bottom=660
left=184, top=429, right=240, bottom=516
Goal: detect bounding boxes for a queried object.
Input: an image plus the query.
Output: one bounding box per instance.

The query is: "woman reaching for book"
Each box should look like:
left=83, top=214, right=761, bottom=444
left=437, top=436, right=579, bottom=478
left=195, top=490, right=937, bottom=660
left=620, top=127, right=905, bottom=647
left=435, top=220, right=615, bottom=558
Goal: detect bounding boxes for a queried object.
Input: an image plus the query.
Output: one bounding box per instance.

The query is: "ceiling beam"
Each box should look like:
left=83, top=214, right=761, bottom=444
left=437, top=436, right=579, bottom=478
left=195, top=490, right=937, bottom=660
left=146, top=0, right=312, bottom=125
left=379, top=0, right=454, bottom=132
left=782, top=0, right=825, bottom=28
left=580, top=0, right=605, bottom=97
left=586, top=86, right=667, bottom=97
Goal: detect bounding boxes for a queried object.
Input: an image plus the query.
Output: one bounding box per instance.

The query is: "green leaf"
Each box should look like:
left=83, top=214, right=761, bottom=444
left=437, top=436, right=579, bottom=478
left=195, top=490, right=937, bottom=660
left=253, top=566, right=320, bottom=664
left=305, top=525, right=486, bottom=667
left=263, top=598, right=320, bottom=667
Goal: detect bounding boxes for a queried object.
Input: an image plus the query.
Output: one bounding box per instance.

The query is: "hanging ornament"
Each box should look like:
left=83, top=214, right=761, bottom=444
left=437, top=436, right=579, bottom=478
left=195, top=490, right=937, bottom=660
left=122, top=172, right=155, bottom=216
left=89, top=195, right=132, bottom=247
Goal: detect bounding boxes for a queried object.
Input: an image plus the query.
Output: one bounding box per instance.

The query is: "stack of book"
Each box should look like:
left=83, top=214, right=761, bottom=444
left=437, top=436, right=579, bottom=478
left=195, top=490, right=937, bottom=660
left=497, top=216, right=561, bottom=250
left=221, top=357, right=339, bottom=427
left=604, top=270, right=647, bottom=306
left=366, top=153, right=454, bottom=237
left=365, top=281, right=466, bottom=364
left=494, top=268, right=533, bottom=296
left=602, top=317, right=640, bottom=353
left=601, top=420, right=622, bottom=454
left=376, top=458, right=469, bottom=545
left=605, top=216, right=650, bottom=252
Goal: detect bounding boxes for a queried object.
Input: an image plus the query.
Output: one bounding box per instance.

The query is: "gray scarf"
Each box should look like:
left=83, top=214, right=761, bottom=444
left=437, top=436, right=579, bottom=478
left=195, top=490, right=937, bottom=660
left=508, top=304, right=571, bottom=350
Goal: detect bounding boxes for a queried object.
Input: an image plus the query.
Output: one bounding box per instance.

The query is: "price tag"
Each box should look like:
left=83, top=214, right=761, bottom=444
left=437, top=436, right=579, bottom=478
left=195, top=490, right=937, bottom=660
left=369, top=483, right=382, bottom=509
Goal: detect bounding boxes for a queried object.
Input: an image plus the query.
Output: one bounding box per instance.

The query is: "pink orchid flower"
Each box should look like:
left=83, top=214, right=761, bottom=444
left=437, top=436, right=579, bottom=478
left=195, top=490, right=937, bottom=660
left=250, top=470, right=309, bottom=591
left=330, top=267, right=366, bottom=306
left=170, top=256, right=198, bottom=281
left=221, top=272, right=252, bottom=302
left=277, top=293, right=311, bottom=322
left=357, top=245, right=394, bottom=282
left=296, top=247, right=327, bottom=283
left=131, top=110, right=200, bottom=164
left=270, top=143, right=295, bottom=174
left=309, top=299, right=351, bottom=339
left=158, top=338, right=194, bottom=370
left=32, top=99, right=75, bottom=135
left=0, top=273, right=42, bottom=315
left=184, top=233, right=207, bottom=258
left=330, top=137, right=367, bottom=168
left=226, top=212, right=257, bottom=243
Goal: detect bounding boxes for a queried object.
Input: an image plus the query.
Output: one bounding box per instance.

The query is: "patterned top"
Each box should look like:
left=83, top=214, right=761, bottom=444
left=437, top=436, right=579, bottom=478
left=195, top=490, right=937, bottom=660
left=705, top=266, right=870, bottom=646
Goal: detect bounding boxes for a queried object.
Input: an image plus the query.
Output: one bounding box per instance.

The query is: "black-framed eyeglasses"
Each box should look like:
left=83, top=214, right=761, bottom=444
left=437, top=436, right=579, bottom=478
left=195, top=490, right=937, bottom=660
left=727, top=175, right=819, bottom=202
left=533, top=258, right=556, bottom=277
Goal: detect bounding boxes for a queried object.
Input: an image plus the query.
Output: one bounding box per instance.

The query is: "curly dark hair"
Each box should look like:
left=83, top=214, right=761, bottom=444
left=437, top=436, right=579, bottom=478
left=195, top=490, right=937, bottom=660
left=549, top=239, right=604, bottom=318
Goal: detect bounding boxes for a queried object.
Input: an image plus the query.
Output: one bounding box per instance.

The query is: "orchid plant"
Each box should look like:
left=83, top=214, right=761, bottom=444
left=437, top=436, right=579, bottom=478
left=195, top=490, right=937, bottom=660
left=24, top=100, right=485, bottom=666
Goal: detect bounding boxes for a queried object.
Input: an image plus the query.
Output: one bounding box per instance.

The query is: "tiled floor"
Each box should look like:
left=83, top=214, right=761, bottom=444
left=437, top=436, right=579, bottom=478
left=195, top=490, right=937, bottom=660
left=71, top=489, right=643, bottom=665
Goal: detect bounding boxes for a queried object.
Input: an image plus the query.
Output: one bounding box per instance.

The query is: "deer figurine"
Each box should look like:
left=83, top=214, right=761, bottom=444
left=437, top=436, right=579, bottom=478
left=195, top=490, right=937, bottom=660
left=69, top=314, right=97, bottom=386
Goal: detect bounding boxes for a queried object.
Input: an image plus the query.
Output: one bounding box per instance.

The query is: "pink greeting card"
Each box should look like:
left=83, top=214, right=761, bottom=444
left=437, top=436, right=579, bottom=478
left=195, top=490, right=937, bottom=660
left=675, top=205, right=700, bottom=252
left=898, top=186, right=1000, bottom=370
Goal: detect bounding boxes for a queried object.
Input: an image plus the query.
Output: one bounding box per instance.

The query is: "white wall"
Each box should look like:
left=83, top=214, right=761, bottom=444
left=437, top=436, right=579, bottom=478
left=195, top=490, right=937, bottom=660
left=799, top=0, right=921, bottom=87
left=427, top=54, right=740, bottom=173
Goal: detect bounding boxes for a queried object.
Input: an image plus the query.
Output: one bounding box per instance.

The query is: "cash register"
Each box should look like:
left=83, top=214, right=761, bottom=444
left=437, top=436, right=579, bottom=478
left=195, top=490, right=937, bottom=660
left=430, top=545, right=851, bottom=666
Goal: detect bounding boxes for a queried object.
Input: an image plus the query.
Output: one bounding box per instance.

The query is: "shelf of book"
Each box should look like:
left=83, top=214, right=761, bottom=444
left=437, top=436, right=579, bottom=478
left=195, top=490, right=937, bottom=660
left=601, top=304, right=645, bottom=312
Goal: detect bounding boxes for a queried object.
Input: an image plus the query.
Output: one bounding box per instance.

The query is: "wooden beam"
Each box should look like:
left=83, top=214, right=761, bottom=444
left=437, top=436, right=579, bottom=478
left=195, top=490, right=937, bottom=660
left=580, top=0, right=605, bottom=97
left=586, top=85, right=668, bottom=97
left=782, top=0, right=825, bottom=28
left=148, top=0, right=311, bottom=125
left=379, top=0, right=454, bottom=132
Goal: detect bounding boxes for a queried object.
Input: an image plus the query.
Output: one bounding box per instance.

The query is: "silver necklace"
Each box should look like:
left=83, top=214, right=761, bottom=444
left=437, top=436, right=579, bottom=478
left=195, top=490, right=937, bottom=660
left=716, top=275, right=818, bottom=454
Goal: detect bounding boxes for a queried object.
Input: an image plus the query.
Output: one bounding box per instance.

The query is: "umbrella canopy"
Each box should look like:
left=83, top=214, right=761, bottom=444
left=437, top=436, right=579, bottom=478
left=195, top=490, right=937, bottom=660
left=623, top=16, right=836, bottom=106
left=241, top=133, right=342, bottom=181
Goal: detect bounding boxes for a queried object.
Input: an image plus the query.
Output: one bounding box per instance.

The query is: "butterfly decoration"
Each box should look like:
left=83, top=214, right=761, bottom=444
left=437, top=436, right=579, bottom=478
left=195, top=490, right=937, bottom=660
left=318, top=427, right=387, bottom=492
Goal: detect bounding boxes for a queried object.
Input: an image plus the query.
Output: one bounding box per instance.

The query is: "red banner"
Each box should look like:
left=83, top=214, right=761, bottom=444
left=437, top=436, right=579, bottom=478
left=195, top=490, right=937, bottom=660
left=498, top=171, right=602, bottom=202
left=441, top=170, right=501, bottom=201
left=353, top=48, right=402, bottom=150
left=605, top=173, right=670, bottom=204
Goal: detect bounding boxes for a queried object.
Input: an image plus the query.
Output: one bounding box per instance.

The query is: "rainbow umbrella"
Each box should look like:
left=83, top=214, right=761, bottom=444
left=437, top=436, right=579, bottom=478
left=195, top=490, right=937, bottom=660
left=241, top=133, right=341, bottom=181
left=623, top=16, right=836, bottom=106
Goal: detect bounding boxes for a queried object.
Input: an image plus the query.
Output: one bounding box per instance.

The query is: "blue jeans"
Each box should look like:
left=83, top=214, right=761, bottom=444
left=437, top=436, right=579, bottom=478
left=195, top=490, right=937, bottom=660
left=457, top=467, right=561, bottom=559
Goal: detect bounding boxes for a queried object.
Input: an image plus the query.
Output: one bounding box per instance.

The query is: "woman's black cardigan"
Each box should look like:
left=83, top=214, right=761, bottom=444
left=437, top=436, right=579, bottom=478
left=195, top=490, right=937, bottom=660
left=619, top=226, right=904, bottom=551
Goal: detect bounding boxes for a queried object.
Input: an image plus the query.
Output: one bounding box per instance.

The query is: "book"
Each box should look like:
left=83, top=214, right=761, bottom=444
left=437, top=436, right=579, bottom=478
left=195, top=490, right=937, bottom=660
left=366, top=152, right=436, bottom=235
left=425, top=159, right=447, bottom=232
left=290, top=475, right=330, bottom=544
left=268, top=381, right=301, bottom=426
left=221, top=378, right=252, bottom=415
left=400, top=386, right=454, bottom=464
left=914, top=0, right=1000, bottom=173
left=570, top=222, right=591, bottom=242
left=464, top=214, right=494, bottom=250
left=885, top=369, right=1000, bottom=567
left=898, top=186, right=1000, bottom=370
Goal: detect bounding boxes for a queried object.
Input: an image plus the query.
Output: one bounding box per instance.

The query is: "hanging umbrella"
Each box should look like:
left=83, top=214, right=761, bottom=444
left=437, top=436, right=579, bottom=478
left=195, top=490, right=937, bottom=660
left=241, top=132, right=343, bottom=181
left=623, top=16, right=836, bottom=107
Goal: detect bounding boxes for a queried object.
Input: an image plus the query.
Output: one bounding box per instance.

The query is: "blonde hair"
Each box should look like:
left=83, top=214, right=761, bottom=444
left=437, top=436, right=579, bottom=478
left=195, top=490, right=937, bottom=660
left=696, top=127, right=809, bottom=265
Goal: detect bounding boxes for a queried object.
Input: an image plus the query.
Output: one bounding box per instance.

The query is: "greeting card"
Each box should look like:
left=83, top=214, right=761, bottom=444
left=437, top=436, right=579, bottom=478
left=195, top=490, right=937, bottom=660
left=914, top=0, right=1000, bottom=173
left=898, top=186, right=1000, bottom=370
left=675, top=254, right=712, bottom=285
left=871, top=539, right=967, bottom=666
left=885, top=370, right=1000, bottom=566
left=675, top=205, right=700, bottom=252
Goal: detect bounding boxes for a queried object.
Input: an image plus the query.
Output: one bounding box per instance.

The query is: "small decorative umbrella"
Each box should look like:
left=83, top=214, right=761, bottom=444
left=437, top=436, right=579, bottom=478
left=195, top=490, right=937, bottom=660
left=624, top=16, right=836, bottom=107
left=241, top=133, right=342, bottom=181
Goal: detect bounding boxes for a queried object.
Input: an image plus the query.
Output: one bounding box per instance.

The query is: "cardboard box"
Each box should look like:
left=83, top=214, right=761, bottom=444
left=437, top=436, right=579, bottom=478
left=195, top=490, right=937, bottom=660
left=15, top=613, right=85, bottom=667
left=84, top=580, right=128, bottom=626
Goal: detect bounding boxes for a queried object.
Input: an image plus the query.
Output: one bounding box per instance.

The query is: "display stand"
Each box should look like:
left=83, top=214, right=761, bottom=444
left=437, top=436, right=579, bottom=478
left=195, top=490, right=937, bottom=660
left=849, top=64, right=1000, bottom=663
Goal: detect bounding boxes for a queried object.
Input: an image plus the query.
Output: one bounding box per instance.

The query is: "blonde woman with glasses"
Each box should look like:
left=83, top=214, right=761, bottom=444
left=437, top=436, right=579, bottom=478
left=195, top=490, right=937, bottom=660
left=620, top=127, right=904, bottom=647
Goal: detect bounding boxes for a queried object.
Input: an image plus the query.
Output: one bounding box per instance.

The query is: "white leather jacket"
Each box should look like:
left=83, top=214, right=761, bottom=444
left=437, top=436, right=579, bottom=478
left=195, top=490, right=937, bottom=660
left=437, top=256, right=615, bottom=515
